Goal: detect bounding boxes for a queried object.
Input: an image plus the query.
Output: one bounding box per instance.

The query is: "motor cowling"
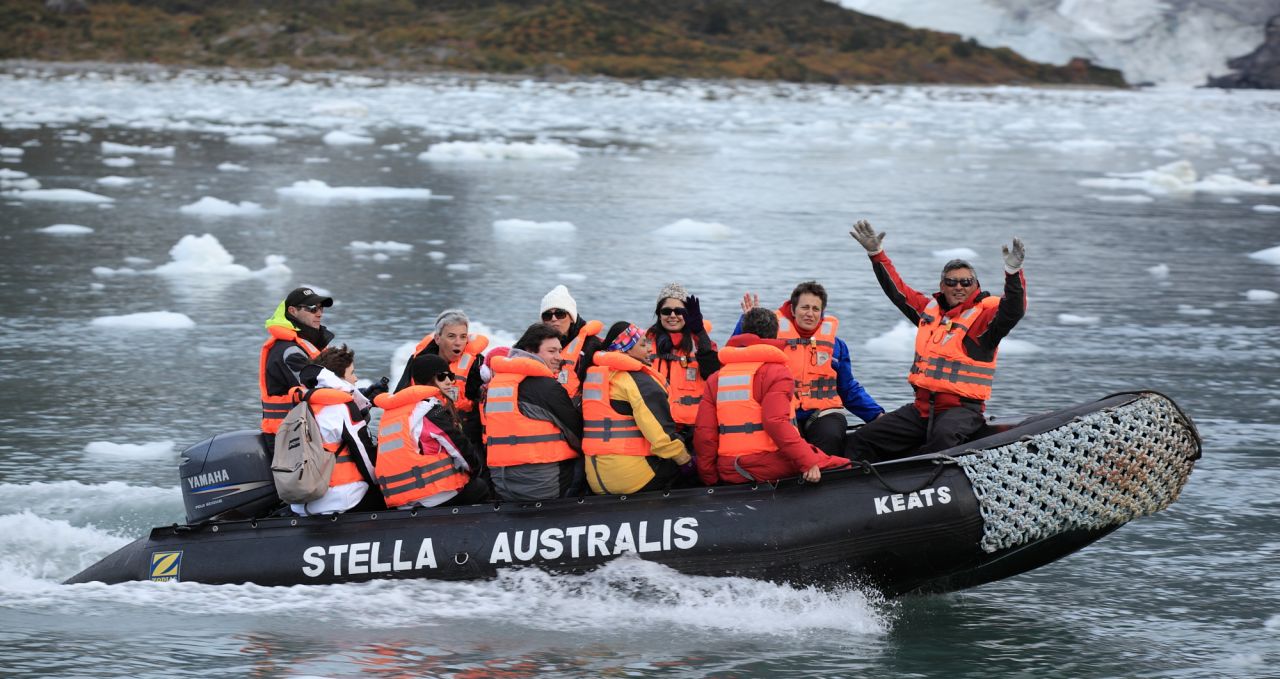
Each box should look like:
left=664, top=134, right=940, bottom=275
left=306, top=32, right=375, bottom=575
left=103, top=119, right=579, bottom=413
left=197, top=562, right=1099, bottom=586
left=179, top=430, right=279, bottom=524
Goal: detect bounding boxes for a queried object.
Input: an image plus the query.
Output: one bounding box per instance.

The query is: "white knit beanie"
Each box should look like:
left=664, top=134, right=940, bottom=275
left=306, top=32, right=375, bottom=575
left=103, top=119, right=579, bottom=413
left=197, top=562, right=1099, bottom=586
left=656, top=282, right=689, bottom=307
left=540, top=284, right=578, bottom=321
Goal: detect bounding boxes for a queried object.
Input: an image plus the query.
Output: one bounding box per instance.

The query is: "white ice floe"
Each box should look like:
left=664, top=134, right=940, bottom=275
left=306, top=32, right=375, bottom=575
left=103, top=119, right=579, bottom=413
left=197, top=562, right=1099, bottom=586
left=0, top=147, right=23, bottom=157
left=1244, top=289, right=1278, bottom=302
left=997, top=338, right=1041, bottom=354
left=91, top=311, right=194, bottom=329
left=1254, top=205, right=1280, bottom=214
left=864, top=320, right=916, bottom=356
left=559, top=273, right=587, bottom=282
left=932, top=247, right=978, bottom=259
left=90, top=282, right=104, bottom=291
left=323, top=130, right=374, bottom=146
left=83, top=440, right=175, bottom=457
left=96, top=175, right=138, bottom=187
left=377, top=273, right=391, bottom=279
left=100, top=141, right=173, bottom=157
left=0, top=169, right=27, bottom=178
left=493, top=219, right=577, bottom=236
left=1031, top=139, right=1116, bottom=153
left=217, top=162, right=249, bottom=172
left=1176, top=304, right=1213, bottom=316
left=1080, top=160, right=1280, bottom=197
left=1148, top=263, right=1170, bottom=278
left=371, top=253, right=389, bottom=262
left=1249, top=246, right=1280, bottom=266
left=91, top=266, right=138, bottom=277
left=276, top=179, right=433, bottom=203
left=348, top=240, right=413, bottom=252
left=59, top=131, right=92, bottom=143
left=309, top=100, right=369, bottom=118
left=1092, top=194, right=1155, bottom=204
left=1057, top=313, right=1100, bottom=325
left=382, top=143, right=403, bottom=151
left=178, top=196, right=267, bottom=217
left=123, top=256, right=151, bottom=265
left=37, top=224, right=93, bottom=235
left=101, top=157, right=135, bottom=168
left=151, top=234, right=290, bottom=279
left=1, top=174, right=39, bottom=190
left=7, top=188, right=113, bottom=203
left=418, top=140, right=580, bottom=162
left=653, top=218, right=731, bottom=240
left=446, top=262, right=472, bottom=271
left=227, top=134, right=278, bottom=146
left=427, top=251, right=446, bottom=261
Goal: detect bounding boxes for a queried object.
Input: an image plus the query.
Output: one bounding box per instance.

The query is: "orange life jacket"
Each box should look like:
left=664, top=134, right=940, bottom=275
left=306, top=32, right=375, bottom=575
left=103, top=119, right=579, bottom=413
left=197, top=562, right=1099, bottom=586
left=408, top=333, right=490, bottom=412
left=581, top=352, right=663, bottom=458
left=556, top=319, right=603, bottom=399
left=908, top=297, right=1001, bottom=401
left=714, top=344, right=789, bottom=457
left=775, top=312, right=841, bottom=411
left=305, top=388, right=365, bottom=487
left=260, top=324, right=321, bottom=434
left=484, top=356, right=578, bottom=467
left=650, top=320, right=713, bottom=426
left=372, top=385, right=469, bottom=508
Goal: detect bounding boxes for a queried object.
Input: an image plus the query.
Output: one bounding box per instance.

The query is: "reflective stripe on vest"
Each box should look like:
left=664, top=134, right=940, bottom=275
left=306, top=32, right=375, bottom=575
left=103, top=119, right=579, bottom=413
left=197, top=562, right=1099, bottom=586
left=483, top=358, right=577, bottom=467
left=714, top=345, right=787, bottom=458
left=581, top=362, right=650, bottom=458
left=908, top=297, right=1001, bottom=401
left=775, top=312, right=842, bottom=411
left=259, top=325, right=320, bottom=434
left=373, top=385, right=468, bottom=507
left=653, top=349, right=704, bottom=426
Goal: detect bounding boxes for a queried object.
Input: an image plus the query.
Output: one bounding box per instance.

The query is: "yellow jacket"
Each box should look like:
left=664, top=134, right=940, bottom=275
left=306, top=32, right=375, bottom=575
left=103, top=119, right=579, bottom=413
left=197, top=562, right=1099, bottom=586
left=584, top=354, right=690, bottom=495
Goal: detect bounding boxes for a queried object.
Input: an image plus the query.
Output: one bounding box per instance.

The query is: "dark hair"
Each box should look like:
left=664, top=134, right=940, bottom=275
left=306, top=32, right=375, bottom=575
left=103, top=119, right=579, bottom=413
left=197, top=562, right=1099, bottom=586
left=514, top=322, right=563, bottom=353
left=648, top=300, right=694, bottom=356
left=314, top=344, right=354, bottom=376
left=741, top=308, right=779, bottom=339
left=789, top=280, right=827, bottom=311
left=410, top=353, right=451, bottom=387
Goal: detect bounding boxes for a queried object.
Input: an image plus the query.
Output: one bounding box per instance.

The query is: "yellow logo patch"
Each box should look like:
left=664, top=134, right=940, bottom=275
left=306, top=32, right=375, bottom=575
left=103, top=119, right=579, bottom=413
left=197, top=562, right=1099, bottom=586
left=150, top=550, right=182, bottom=582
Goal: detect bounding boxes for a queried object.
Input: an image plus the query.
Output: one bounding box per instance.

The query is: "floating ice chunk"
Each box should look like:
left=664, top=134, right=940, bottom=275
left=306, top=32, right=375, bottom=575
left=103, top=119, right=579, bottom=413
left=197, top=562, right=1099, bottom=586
left=998, top=338, right=1041, bottom=354
left=256, top=255, right=292, bottom=279
left=102, top=157, right=135, bottom=168
left=933, top=247, right=978, bottom=259
left=1081, top=160, right=1280, bottom=197
left=382, top=143, right=403, bottom=151
left=864, top=320, right=916, bottom=357
left=446, top=262, right=472, bottom=271
left=1244, top=289, right=1278, bottom=302
left=1057, top=313, right=1099, bottom=325
left=92, top=266, right=138, bottom=276
left=427, top=251, right=446, bottom=261
left=179, top=196, right=267, bottom=217
left=560, top=273, right=587, bottom=282
left=38, top=224, right=93, bottom=235
left=59, top=131, right=92, bottom=143
left=371, top=253, right=389, bottom=262
left=1147, top=263, right=1170, bottom=278
left=377, top=273, right=392, bottom=279
left=101, top=142, right=173, bottom=157
left=310, top=100, right=369, bottom=118
left=349, top=240, right=413, bottom=252
left=21, top=139, right=40, bottom=147
left=0, top=147, right=23, bottom=157
left=91, top=311, right=194, bottom=329
left=90, top=282, right=104, bottom=291
left=9, top=188, right=113, bottom=203
left=1, top=176, right=40, bottom=190
left=1031, top=139, right=1116, bottom=153
left=96, top=175, right=138, bottom=187
left=217, top=162, right=249, bottom=172
left=1092, top=194, right=1155, bottom=204
left=323, top=130, right=374, bottom=146
left=150, top=234, right=287, bottom=279
left=1254, top=205, right=1280, bottom=214
left=228, top=134, right=278, bottom=146
left=0, top=168, right=27, bottom=179
left=276, top=180, right=433, bottom=203
left=123, top=256, right=151, bottom=265
left=303, top=157, right=330, bottom=164
left=84, top=440, right=175, bottom=457
left=494, top=219, right=576, bottom=236
left=426, top=239, right=445, bottom=245
left=418, top=141, right=580, bottom=162
left=654, top=218, right=731, bottom=240
left=1176, top=304, right=1213, bottom=316
left=1248, top=246, right=1280, bottom=265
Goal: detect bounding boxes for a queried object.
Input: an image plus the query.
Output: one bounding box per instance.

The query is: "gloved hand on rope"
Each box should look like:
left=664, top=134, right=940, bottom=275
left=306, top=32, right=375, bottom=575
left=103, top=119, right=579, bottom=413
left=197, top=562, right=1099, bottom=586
left=849, top=219, right=885, bottom=255
left=1001, top=237, right=1025, bottom=274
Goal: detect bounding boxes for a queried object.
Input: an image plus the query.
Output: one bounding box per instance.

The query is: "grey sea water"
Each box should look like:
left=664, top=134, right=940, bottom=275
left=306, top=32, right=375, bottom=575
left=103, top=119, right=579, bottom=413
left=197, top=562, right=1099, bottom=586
left=1, top=65, right=1278, bottom=677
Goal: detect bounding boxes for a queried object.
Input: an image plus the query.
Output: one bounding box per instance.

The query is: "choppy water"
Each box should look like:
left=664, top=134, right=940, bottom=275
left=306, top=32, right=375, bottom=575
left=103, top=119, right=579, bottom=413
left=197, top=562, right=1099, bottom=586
left=1, top=64, right=1278, bottom=677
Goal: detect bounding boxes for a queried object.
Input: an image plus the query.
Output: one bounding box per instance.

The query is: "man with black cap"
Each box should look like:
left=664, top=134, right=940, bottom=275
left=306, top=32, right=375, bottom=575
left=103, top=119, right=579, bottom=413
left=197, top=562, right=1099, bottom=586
left=258, top=286, right=336, bottom=444
left=847, top=220, right=1026, bottom=460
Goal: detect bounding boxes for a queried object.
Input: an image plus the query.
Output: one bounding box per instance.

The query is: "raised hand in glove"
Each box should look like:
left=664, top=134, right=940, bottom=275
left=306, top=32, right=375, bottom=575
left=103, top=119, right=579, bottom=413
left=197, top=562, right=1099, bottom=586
left=360, top=376, right=390, bottom=400
left=849, top=219, right=885, bottom=255
left=1001, top=237, right=1025, bottom=274
left=683, top=295, right=705, bottom=334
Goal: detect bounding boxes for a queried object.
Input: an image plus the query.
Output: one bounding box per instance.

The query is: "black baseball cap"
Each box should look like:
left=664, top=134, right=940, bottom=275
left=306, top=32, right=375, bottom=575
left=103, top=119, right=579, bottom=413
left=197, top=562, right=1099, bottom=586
left=285, top=286, right=334, bottom=308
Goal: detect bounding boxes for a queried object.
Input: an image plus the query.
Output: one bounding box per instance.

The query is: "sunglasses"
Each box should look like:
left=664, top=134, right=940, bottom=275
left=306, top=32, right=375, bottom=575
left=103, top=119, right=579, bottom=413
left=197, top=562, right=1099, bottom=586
left=541, top=309, right=570, bottom=321
left=942, top=277, right=975, bottom=288
left=659, top=307, right=687, bottom=317
left=437, top=371, right=456, bottom=383
left=297, top=304, right=324, bottom=313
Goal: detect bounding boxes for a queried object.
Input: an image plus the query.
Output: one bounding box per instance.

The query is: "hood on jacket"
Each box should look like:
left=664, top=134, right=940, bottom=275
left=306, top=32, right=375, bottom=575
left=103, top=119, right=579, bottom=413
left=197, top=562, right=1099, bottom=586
left=265, top=301, right=297, bottom=332
left=726, top=333, right=787, bottom=350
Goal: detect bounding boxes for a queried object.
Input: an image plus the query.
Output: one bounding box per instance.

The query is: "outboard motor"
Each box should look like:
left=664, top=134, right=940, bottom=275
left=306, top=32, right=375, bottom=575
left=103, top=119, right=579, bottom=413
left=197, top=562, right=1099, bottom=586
left=179, top=430, right=280, bottom=524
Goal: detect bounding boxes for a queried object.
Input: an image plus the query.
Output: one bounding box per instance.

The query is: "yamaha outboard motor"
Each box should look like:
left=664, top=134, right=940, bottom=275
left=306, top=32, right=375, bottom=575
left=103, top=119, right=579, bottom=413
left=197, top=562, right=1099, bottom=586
left=179, top=430, right=280, bottom=524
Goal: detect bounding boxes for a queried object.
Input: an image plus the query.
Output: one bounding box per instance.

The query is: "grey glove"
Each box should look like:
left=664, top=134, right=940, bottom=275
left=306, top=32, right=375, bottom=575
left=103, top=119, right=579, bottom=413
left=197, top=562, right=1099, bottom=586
left=1001, top=237, right=1025, bottom=274
left=850, top=219, right=884, bottom=255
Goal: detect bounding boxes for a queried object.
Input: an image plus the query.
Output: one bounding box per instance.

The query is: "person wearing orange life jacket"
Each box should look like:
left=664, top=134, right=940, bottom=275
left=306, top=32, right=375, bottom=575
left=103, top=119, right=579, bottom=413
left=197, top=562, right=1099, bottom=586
left=646, top=283, right=719, bottom=440
left=736, top=281, right=884, bottom=457
left=393, top=309, right=489, bottom=449
left=484, top=323, right=584, bottom=501
left=539, top=284, right=603, bottom=400
left=584, top=322, right=695, bottom=495
left=260, top=287, right=335, bottom=445
left=289, top=345, right=382, bottom=516
left=847, top=219, right=1027, bottom=460
left=695, top=308, right=851, bottom=486
left=374, top=353, right=493, bottom=509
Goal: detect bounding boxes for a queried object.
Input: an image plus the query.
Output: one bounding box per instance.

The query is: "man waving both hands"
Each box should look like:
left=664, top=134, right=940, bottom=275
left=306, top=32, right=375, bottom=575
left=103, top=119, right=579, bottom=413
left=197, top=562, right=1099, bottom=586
left=846, top=219, right=1027, bottom=461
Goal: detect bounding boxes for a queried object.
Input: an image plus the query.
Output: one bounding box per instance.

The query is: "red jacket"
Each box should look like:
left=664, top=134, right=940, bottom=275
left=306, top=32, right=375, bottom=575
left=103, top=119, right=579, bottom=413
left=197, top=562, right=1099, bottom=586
left=694, top=334, right=850, bottom=485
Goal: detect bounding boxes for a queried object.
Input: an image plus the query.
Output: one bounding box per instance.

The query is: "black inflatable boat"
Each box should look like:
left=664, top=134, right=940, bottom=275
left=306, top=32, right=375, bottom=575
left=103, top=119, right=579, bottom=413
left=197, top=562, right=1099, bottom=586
left=66, top=391, right=1200, bottom=596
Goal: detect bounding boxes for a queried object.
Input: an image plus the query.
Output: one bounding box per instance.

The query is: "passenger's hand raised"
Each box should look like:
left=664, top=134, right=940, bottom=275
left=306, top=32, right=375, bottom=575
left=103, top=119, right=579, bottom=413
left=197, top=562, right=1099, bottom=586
left=740, top=292, right=759, bottom=314
left=850, top=219, right=884, bottom=255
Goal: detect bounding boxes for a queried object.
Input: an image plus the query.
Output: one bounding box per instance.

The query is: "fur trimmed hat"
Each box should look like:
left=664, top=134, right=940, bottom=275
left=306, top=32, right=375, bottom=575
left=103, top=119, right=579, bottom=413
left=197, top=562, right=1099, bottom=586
left=656, top=282, right=689, bottom=307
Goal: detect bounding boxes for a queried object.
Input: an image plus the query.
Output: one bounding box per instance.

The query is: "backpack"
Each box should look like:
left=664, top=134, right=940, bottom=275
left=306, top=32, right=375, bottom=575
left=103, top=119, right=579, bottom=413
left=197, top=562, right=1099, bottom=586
left=271, top=399, right=334, bottom=503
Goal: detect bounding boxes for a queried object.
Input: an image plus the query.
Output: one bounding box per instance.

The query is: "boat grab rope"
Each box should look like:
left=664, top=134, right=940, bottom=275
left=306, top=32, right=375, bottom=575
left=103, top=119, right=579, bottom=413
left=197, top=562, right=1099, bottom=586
left=956, top=392, right=1201, bottom=554
left=850, top=457, right=953, bottom=496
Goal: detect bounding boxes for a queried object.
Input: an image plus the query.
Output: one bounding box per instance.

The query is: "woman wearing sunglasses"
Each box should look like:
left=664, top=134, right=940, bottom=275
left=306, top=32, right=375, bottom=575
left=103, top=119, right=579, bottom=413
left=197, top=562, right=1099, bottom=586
left=646, top=283, right=720, bottom=441
left=539, top=285, right=603, bottom=400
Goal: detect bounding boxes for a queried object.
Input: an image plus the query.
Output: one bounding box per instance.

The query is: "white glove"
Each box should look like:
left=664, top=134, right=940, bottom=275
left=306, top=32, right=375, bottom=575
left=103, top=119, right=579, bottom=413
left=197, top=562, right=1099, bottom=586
left=850, top=219, right=885, bottom=255
left=1002, top=237, right=1025, bottom=274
